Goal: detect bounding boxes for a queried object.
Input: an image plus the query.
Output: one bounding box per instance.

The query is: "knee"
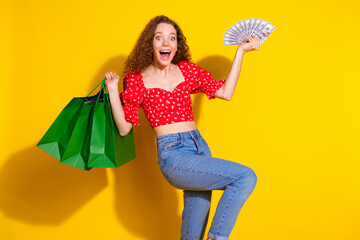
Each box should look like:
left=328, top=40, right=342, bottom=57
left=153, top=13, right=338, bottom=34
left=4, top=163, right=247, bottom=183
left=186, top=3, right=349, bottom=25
left=236, top=167, right=257, bottom=192
left=246, top=168, right=257, bottom=190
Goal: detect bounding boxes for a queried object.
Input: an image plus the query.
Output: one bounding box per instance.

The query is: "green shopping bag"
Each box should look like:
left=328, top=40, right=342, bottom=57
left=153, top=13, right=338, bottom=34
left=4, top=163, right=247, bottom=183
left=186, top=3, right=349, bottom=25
left=88, top=81, right=136, bottom=168
left=60, top=102, right=95, bottom=171
left=36, top=80, right=103, bottom=161
left=37, top=78, right=136, bottom=170
left=36, top=98, right=85, bottom=160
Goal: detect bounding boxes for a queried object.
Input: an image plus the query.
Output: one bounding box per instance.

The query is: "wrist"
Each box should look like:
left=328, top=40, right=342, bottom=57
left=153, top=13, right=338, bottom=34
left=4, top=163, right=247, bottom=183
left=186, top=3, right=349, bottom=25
left=108, top=87, right=119, bottom=95
left=236, top=47, right=246, bottom=55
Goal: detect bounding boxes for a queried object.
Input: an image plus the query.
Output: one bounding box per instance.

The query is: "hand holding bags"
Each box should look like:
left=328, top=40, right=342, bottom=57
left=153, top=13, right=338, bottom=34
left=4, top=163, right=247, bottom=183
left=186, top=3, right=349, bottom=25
left=36, top=78, right=136, bottom=170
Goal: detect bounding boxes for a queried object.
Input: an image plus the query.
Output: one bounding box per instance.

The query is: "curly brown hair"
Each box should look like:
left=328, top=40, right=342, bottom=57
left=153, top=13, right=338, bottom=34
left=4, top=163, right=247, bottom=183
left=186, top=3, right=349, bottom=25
left=123, top=15, right=191, bottom=75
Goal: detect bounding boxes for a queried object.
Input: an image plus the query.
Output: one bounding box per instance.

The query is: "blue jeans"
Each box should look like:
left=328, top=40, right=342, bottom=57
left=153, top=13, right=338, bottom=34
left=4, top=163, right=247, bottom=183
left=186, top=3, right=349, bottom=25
left=155, top=129, right=257, bottom=240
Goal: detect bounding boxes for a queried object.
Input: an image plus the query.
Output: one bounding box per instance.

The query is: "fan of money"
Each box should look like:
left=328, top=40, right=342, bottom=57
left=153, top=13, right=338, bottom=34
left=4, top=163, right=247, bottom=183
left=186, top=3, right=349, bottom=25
left=223, top=18, right=276, bottom=46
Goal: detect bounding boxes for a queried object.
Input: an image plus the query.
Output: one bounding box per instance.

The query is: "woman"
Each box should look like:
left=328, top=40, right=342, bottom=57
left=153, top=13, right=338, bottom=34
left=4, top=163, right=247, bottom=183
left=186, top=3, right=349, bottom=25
left=105, top=15, right=260, bottom=240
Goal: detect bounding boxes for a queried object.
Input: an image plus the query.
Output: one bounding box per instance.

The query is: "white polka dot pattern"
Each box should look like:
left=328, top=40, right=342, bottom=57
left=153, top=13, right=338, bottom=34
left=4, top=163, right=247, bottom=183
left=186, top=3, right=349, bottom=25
left=120, top=61, right=225, bottom=128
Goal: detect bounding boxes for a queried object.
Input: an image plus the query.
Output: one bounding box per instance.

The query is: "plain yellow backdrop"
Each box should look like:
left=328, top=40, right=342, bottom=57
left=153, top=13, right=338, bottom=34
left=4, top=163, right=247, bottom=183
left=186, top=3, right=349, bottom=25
left=1, top=0, right=359, bottom=239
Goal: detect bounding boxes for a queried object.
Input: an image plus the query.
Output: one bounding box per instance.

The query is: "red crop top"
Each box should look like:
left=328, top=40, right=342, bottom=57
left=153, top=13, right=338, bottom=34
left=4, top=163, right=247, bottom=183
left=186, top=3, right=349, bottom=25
left=120, top=61, right=225, bottom=128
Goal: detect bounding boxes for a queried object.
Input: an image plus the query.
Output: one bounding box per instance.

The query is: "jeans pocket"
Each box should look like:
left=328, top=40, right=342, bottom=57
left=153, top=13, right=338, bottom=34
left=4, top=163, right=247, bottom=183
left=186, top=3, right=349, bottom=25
left=198, top=135, right=212, bottom=156
left=157, top=139, right=183, bottom=154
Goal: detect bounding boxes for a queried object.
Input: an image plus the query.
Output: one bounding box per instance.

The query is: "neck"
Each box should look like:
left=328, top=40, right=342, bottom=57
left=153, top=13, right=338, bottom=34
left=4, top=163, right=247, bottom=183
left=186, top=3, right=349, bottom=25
left=151, top=62, right=174, bottom=78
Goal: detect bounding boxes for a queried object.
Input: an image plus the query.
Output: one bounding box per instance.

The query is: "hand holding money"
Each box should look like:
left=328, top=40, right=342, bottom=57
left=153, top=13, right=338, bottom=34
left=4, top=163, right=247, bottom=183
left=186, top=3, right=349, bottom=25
left=223, top=18, right=276, bottom=47
left=237, top=35, right=260, bottom=53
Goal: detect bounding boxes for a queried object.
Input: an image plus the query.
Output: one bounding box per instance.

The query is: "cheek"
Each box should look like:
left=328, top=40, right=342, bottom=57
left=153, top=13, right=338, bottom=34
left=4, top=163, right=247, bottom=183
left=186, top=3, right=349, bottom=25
left=153, top=40, right=161, bottom=50
left=172, top=42, right=178, bottom=52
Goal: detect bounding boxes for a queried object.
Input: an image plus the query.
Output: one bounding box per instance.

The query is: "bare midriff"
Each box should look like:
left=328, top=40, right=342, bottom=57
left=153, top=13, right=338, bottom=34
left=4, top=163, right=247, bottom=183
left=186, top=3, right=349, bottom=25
left=153, top=120, right=197, bottom=137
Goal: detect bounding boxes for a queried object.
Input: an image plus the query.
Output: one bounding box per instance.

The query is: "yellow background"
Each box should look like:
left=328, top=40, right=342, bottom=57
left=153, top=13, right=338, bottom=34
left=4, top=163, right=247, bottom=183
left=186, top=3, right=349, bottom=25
left=1, top=0, right=359, bottom=239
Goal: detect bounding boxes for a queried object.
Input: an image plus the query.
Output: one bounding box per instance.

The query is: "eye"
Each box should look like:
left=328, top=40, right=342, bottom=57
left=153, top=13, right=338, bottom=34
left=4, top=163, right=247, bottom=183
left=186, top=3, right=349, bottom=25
left=155, top=36, right=161, bottom=40
left=170, top=37, right=176, bottom=41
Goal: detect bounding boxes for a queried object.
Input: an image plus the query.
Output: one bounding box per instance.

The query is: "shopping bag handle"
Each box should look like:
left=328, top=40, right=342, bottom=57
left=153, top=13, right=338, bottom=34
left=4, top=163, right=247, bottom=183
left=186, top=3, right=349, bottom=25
left=86, top=78, right=107, bottom=97
left=84, top=78, right=111, bottom=104
left=104, top=83, right=110, bottom=103
left=96, top=81, right=103, bottom=102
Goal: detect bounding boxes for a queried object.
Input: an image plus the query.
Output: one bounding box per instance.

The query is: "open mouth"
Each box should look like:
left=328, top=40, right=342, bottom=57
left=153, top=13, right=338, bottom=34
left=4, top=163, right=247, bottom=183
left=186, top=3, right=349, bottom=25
left=159, top=50, right=171, bottom=59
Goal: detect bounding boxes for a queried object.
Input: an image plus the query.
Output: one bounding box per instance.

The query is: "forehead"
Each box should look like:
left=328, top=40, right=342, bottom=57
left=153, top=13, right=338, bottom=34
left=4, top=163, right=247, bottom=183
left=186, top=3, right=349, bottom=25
left=155, top=23, right=176, bottom=34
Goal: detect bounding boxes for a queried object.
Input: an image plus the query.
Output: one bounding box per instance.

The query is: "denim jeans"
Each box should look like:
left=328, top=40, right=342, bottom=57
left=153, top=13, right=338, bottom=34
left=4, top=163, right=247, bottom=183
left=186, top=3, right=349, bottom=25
left=155, top=129, right=257, bottom=240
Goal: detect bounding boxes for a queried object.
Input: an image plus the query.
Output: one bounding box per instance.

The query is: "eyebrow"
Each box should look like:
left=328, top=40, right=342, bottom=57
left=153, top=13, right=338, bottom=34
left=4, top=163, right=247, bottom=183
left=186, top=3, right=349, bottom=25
left=155, top=32, right=176, bottom=35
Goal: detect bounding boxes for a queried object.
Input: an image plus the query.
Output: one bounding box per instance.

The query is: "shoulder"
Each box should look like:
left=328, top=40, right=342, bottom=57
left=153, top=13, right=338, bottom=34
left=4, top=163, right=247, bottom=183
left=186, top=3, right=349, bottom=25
left=121, top=71, right=145, bottom=102
left=178, top=61, right=202, bottom=79
left=178, top=61, right=201, bottom=70
left=123, top=71, right=144, bottom=88
left=124, top=71, right=142, bottom=82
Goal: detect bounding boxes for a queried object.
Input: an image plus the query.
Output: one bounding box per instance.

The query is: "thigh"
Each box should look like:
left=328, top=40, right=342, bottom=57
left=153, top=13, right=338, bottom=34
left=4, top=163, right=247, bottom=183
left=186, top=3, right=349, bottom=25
left=174, top=155, right=252, bottom=190
left=162, top=152, right=254, bottom=191
left=156, top=132, right=255, bottom=191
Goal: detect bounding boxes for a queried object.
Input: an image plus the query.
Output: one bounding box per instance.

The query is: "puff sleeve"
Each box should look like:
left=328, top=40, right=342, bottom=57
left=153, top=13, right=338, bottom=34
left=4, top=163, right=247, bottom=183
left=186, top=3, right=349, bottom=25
left=119, top=72, right=145, bottom=126
left=188, top=62, right=225, bottom=100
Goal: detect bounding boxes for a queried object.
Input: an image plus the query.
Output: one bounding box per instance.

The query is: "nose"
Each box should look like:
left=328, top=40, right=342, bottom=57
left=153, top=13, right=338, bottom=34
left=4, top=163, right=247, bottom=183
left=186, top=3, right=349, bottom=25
left=162, top=40, right=169, bottom=46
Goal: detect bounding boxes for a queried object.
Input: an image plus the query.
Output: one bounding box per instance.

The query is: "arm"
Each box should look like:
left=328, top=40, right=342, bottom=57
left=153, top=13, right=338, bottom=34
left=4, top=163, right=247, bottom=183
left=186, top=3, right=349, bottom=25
left=107, top=87, right=133, bottom=136
left=105, top=71, right=133, bottom=136
left=214, top=35, right=260, bottom=101
left=214, top=48, right=245, bottom=101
